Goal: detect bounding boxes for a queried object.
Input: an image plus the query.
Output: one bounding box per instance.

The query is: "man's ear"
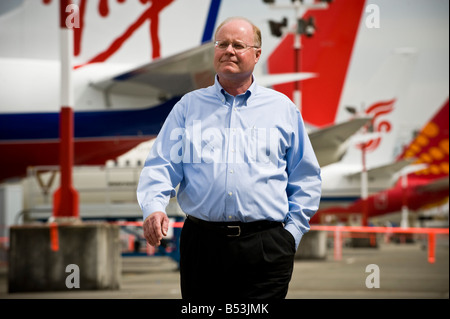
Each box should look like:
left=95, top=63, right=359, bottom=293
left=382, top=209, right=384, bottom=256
left=255, top=49, right=262, bottom=63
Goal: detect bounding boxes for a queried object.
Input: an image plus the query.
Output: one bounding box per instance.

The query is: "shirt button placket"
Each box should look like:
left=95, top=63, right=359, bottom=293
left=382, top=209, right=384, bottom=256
left=225, top=98, right=237, bottom=220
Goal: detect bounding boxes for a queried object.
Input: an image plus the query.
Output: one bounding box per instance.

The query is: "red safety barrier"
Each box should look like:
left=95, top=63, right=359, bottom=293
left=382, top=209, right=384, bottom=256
left=112, top=220, right=184, bottom=256
left=310, top=225, right=449, bottom=264
left=112, top=221, right=448, bottom=264
left=111, top=221, right=184, bottom=228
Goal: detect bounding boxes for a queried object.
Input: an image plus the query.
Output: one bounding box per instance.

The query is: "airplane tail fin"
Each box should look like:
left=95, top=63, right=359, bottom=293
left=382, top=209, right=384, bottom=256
left=339, top=48, right=418, bottom=168
left=266, top=0, right=366, bottom=127
left=398, top=99, right=449, bottom=181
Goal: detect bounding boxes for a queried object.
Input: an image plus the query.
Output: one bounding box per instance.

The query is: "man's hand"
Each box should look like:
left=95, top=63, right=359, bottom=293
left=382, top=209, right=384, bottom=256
left=143, top=211, right=170, bottom=247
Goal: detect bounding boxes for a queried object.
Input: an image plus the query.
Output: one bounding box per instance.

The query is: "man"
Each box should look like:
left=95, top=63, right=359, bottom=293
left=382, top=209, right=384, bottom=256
left=137, top=17, right=322, bottom=299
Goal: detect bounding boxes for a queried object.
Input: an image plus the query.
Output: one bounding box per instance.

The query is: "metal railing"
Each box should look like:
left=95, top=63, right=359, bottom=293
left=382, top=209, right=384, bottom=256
left=110, top=221, right=449, bottom=264
left=310, top=225, right=449, bottom=264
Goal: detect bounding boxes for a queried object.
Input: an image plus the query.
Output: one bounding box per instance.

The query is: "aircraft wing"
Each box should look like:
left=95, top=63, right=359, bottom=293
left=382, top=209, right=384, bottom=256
left=310, top=116, right=372, bottom=167
left=91, top=41, right=319, bottom=100
left=91, top=42, right=216, bottom=99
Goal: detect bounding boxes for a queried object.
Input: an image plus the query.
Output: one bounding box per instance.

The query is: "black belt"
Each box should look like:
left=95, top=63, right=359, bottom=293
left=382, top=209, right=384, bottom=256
left=187, top=215, right=282, bottom=237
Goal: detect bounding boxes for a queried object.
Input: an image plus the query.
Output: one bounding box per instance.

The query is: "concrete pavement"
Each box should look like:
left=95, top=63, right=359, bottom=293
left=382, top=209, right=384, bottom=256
left=0, top=240, right=448, bottom=299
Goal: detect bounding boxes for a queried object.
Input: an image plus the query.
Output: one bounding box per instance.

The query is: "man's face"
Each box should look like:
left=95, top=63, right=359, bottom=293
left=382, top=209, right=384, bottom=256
left=214, top=20, right=261, bottom=81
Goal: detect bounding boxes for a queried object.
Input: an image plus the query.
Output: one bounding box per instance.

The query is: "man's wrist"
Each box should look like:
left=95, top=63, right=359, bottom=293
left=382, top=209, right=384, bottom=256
left=284, top=222, right=303, bottom=250
left=142, top=202, right=167, bottom=221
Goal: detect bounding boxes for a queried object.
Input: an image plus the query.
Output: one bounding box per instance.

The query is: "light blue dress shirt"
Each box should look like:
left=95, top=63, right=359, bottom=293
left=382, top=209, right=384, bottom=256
left=137, top=76, right=322, bottom=249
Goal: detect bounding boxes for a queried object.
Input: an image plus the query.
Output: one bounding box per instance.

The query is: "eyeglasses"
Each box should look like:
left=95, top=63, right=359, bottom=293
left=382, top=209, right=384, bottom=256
left=214, top=40, right=260, bottom=52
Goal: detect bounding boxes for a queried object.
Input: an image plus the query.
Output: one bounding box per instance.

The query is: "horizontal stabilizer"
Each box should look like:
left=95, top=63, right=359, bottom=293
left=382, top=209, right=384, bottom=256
left=347, top=158, right=415, bottom=181
left=91, top=42, right=216, bottom=98
left=257, top=72, right=317, bottom=87
left=417, top=176, right=449, bottom=193
left=310, top=116, right=372, bottom=167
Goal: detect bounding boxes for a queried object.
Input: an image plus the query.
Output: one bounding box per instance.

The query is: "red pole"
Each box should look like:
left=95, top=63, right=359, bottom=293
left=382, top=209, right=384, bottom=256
left=428, top=233, right=436, bottom=264
left=293, top=32, right=301, bottom=111
left=53, top=107, right=79, bottom=218
left=53, top=0, right=79, bottom=219
left=334, top=227, right=342, bottom=261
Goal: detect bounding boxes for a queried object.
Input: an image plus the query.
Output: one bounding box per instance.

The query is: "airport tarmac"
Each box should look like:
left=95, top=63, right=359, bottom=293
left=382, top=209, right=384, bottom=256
left=0, top=239, right=448, bottom=300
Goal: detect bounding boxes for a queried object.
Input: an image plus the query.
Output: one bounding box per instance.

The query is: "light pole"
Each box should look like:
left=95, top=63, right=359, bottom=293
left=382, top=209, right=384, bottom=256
left=264, top=0, right=330, bottom=112
left=352, top=131, right=383, bottom=226
left=361, top=142, right=368, bottom=226
left=399, top=164, right=428, bottom=228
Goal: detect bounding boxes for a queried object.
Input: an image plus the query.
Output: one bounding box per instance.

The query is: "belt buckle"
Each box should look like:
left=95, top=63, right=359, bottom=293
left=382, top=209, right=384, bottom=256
left=227, top=225, right=241, bottom=237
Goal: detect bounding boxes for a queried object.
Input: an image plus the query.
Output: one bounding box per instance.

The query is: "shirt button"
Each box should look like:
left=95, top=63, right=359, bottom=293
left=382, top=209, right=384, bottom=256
left=228, top=192, right=233, bottom=196
left=229, top=169, right=234, bottom=174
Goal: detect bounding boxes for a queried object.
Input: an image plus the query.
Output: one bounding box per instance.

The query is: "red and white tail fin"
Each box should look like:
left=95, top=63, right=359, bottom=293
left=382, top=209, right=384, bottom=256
left=266, top=0, right=366, bottom=127
left=340, top=48, right=418, bottom=167
left=265, top=0, right=421, bottom=169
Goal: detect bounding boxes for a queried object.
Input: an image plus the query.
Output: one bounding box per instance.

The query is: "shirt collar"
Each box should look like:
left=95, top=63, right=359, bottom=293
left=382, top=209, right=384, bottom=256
left=214, top=75, right=256, bottom=106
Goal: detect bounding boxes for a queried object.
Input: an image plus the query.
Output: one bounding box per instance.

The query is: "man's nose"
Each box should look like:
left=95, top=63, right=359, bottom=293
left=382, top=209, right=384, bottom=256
left=224, top=43, right=235, bottom=54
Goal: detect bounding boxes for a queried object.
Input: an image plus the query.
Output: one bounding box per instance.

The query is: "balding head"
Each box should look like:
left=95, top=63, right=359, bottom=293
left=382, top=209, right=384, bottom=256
left=214, top=17, right=262, bottom=48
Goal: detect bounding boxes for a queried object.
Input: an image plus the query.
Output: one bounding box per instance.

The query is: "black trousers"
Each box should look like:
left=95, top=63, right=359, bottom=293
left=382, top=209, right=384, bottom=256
left=179, top=217, right=296, bottom=300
